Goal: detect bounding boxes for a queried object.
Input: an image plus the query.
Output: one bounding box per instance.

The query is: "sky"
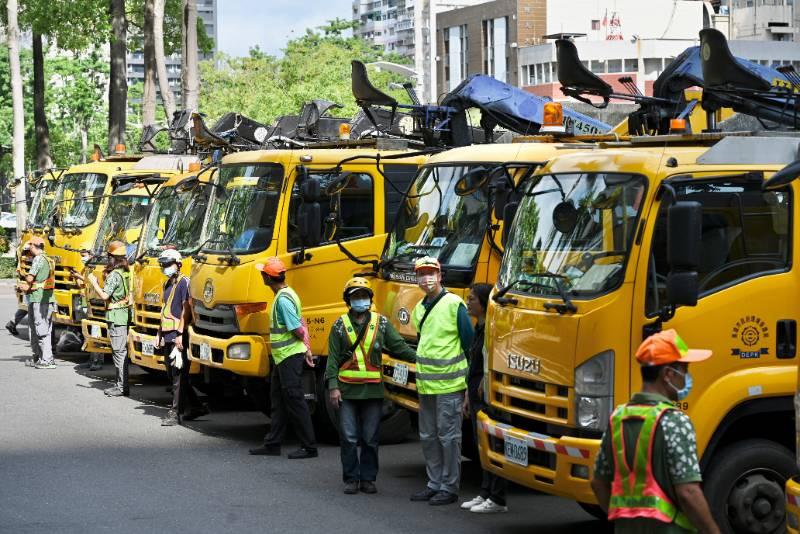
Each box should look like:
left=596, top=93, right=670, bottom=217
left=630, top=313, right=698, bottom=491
left=217, top=0, right=354, bottom=58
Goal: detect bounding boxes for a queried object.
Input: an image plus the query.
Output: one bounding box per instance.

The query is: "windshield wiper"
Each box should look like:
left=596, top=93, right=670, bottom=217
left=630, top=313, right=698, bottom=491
left=380, top=246, right=430, bottom=272
left=493, top=272, right=578, bottom=314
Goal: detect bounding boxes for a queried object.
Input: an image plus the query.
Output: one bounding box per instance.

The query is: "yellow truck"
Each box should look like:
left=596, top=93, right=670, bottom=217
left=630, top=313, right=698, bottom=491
left=128, top=167, right=216, bottom=374
left=475, top=133, right=800, bottom=533
left=186, top=146, right=425, bottom=438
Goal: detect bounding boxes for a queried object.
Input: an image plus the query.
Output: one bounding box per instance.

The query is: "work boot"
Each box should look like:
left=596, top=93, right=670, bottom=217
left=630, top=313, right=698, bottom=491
left=161, top=410, right=180, bottom=426
left=5, top=321, right=18, bottom=336
left=429, top=491, right=458, bottom=506
left=410, top=487, right=438, bottom=502
left=34, top=361, right=57, bottom=369
left=104, top=386, right=124, bottom=397
left=182, top=404, right=210, bottom=421
left=359, top=481, right=377, bottom=494
left=249, top=445, right=281, bottom=456
left=287, top=447, right=318, bottom=459
left=343, top=481, right=359, bottom=495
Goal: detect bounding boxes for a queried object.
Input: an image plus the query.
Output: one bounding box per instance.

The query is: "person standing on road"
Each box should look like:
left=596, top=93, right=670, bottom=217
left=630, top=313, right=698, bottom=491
left=70, top=249, right=103, bottom=371
left=21, top=237, right=56, bottom=369
left=591, top=329, right=720, bottom=534
left=325, top=277, right=416, bottom=495
left=87, top=241, right=132, bottom=397
left=7, top=242, right=31, bottom=337
left=461, top=283, right=507, bottom=514
left=249, top=257, right=318, bottom=460
left=155, top=249, right=208, bottom=426
left=409, top=256, right=473, bottom=506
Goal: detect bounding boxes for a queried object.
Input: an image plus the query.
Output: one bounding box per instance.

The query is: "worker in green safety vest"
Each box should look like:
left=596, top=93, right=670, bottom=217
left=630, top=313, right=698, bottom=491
left=408, top=256, right=473, bottom=507
left=249, top=256, right=318, bottom=460
left=325, top=276, right=416, bottom=495
left=591, top=329, right=720, bottom=533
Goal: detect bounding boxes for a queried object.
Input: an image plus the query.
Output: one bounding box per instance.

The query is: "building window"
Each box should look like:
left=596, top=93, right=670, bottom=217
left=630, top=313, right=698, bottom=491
left=624, top=58, right=639, bottom=72
left=591, top=20, right=600, bottom=31
left=608, top=59, right=623, bottom=73
left=483, top=19, right=494, bottom=76
left=482, top=17, right=507, bottom=82
left=591, top=60, right=605, bottom=74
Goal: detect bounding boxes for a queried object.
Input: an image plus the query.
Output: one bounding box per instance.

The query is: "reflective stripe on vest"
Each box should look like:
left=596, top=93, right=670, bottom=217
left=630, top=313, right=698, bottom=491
left=106, top=270, right=132, bottom=310
left=338, top=312, right=381, bottom=384
left=31, top=255, right=56, bottom=291
left=269, top=287, right=306, bottom=364
left=160, top=275, right=189, bottom=331
left=413, top=291, right=468, bottom=395
left=608, top=402, right=695, bottom=531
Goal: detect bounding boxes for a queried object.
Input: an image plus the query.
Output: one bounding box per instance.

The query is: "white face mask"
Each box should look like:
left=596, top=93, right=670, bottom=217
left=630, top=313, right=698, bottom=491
left=417, top=273, right=438, bottom=292
left=162, top=265, right=178, bottom=277
left=80, top=256, right=90, bottom=265
left=350, top=298, right=371, bottom=313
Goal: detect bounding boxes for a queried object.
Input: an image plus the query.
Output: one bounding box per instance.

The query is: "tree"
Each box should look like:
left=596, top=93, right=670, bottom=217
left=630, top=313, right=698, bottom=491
left=31, top=32, right=51, bottom=170
left=6, top=0, right=27, bottom=230
left=141, top=0, right=157, bottom=130
left=108, top=0, right=127, bottom=153
left=181, top=0, right=198, bottom=111
left=153, top=0, right=176, bottom=123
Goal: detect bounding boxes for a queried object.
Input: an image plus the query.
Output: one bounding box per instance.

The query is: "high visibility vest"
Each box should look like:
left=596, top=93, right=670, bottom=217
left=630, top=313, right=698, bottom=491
left=106, top=269, right=132, bottom=310
left=413, top=291, right=468, bottom=395
left=269, top=287, right=306, bottom=365
left=338, top=312, right=382, bottom=384
left=608, top=402, right=695, bottom=531
left=31, top=255, right=55, bottom=291
left=160, top=275, right=189, bottom=332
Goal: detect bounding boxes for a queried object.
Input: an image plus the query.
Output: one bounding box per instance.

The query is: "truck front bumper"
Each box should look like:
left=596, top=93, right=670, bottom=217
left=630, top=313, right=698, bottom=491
left=187, top=326, right=269, bottom=377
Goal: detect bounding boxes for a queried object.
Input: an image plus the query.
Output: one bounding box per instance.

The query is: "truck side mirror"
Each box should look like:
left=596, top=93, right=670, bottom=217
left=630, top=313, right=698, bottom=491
left=666, top=201, right=702, bottom=307
left=501, top=201, right=519, bottom=247
left=300, top=179, right=321, bottom=203
left=454, top=167, right=488, bottom=196
left=493, top=176, right=511, bottom=220
left=298, top=202, right=322, bottom=247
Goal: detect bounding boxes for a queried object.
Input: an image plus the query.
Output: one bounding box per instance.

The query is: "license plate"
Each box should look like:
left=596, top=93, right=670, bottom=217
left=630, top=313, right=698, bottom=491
left=392, top=363, right=409, bottom=386
left=504, top=435, right=529, bottom=467
left=199, top=343, right=211, bottom=361
left=90, top=324, right=101, bottom=339
left=141, top=340, right=155, bottom=356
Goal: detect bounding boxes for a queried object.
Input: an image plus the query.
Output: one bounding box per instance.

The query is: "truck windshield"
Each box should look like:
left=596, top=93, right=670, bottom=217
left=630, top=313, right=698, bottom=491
left=499, top=172, right=646, bottom=297
left=383, top=165, right=491, bottom=280
left=90, top=195, right=151, bottom=259
left=28, top=179, right=60, bottom=228
left=57, top=172, right=108, bottom=228
left=202, top=163, right=283, bottom=255
left=141, top=183, right=210, bottom=257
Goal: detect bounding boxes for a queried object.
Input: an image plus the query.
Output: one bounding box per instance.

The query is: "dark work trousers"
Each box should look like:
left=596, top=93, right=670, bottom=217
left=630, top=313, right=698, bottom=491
left=470, top=398, right=507, bottom=505
left=164, top=337, right=200, bottom=413
left=263, top=354, right=317, bottom=450
left=339, top=398, right=382, bottom=483
left=13, top=308, right=27, bottom=326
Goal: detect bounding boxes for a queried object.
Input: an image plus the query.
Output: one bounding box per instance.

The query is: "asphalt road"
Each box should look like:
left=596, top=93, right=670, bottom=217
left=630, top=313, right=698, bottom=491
left=0, top=285, right=608, bottom=534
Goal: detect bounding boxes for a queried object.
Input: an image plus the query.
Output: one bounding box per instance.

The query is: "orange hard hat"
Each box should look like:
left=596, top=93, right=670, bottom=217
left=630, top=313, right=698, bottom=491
left=635, top=329, right=712, bottom=366
left=414, top=256, right=441, bottom=272
left=107, top=240, right=127, bottom=256
left=255, top=256, right=287, bottom=277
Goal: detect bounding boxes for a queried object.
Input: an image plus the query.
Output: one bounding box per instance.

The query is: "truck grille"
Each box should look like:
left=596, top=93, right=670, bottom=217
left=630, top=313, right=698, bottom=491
left=192, top=302, right=238, bottom=336
left=134, top=303, right=161, bottom=335
left=190, top=342, right=224, bottom=364
left=88, top=298, right=106, bottom=321
left=490, top=371, right=571, bottom=426
left=54, top=266, right=77, bottom=291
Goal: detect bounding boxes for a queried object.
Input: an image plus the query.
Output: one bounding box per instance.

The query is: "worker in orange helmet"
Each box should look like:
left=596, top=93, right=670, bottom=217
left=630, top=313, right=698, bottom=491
left=248, top=257, right=318, bottom=460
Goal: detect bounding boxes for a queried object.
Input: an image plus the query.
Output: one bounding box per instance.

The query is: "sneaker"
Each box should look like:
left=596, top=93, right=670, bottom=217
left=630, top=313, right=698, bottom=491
left=429, top=491, right=458, bottom=506
left=470, top=498, right=508, bottom=514
left=359, top=481, right=377, bottom=494
left=6, top=321, right=18, bottom=336
left=182, top=404, right=210, bottom=421
left=410, top=487, right=438, bottom=502
left=104, top=387, right=124, bottom=397
left=287, top=447, right=318, bottom=459
left=161, top=410, right=180, bottom=426
left=249, top=445, right=281, bottom=456
left=461, top=495, right=486, bottom=510
left=34, top=361, right=57, bottom=369
left=343, top=481, right=359, bottom=494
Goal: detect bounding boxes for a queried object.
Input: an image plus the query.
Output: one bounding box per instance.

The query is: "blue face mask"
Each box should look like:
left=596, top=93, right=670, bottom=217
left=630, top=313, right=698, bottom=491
left=350, top=298, right=371, bottom=313
left=667, top=366, right=693, bottom=401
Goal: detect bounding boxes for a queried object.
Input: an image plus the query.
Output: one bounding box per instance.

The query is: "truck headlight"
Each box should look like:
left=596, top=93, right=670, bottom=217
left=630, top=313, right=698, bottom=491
left=227, top=343, right=251, bottom=360
left=72, top=294, right=87, bottom=321
left=575, top=350, right=614, bottom=431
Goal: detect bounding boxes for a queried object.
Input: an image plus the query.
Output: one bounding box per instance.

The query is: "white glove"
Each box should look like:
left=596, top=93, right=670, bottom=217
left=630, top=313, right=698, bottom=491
left=170, top=346, right=183, bottom=370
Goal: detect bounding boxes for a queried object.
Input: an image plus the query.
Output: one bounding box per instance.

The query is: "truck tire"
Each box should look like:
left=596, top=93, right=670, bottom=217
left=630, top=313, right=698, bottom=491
left=703, top=439, right=797, bottom=534
left=577, top=502, right=607, bottom=521
left=313, top=371, right=340, bottom=445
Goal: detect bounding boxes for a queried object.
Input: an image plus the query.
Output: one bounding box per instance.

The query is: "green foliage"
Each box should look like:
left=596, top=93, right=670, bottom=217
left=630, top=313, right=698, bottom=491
left=198, top=21, right=411, bottom=126
left=0, top=257, right=15, bottom=279
left=127, top=0, right=214, bottom=56
left=19, top=0, right=111, bottom=51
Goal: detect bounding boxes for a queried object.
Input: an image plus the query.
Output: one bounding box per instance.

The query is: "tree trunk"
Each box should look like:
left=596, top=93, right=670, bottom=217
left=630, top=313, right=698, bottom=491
left=154, top=0, right=176, bottom=123
left=142, top=0, right=157, bottom=129
left=108, top=0, right=128, bottom=154
left=80, top=124, right=88, bottom=164
left=181, top=0, right=199, bottom=111
left=32, top=33, right=53, bottom=171
left=7, top=0, right=27, bottom=233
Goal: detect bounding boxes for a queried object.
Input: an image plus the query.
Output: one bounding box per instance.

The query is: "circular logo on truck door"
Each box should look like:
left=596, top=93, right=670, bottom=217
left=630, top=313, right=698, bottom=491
left=397, top=307, right=410, bottom=325
left=203, top=279, right=214, bottom=305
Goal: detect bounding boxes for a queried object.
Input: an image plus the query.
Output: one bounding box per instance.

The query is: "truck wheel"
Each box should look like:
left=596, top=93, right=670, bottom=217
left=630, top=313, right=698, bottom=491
left=577, top=502, right=607, bottom=521
left=378, top=400, right=411, bottom=445
left=313, top=371, right=340, bottom=445
left=704, top=439, right=797, bottom=534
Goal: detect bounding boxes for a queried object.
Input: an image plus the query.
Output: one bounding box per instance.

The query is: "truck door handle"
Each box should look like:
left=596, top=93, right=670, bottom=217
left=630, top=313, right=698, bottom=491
left=777, top=319, right=796, bottom=359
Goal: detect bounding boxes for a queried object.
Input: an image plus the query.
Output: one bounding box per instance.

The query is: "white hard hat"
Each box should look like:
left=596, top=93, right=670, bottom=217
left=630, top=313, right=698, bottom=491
left=158, top=248, right=182, bottom=265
